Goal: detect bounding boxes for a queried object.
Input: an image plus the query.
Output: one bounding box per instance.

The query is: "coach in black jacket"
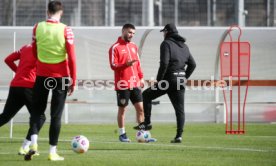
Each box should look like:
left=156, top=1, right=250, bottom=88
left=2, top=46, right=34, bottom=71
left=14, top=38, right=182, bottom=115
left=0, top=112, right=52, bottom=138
left=134, top=24, right=196, bottom=143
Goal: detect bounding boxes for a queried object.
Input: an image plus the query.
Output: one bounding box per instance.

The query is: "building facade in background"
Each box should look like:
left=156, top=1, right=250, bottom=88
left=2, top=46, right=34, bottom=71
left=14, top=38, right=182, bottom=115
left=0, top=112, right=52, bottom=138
left=0, top=0, right=275, bottom=27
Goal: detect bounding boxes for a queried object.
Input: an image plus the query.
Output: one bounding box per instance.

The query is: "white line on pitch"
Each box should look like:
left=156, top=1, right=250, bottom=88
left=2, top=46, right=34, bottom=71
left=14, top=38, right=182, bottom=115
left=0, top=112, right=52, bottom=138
left=0, top=137, right=275, bottom=154
left=91, top=140, right=276, bottom=153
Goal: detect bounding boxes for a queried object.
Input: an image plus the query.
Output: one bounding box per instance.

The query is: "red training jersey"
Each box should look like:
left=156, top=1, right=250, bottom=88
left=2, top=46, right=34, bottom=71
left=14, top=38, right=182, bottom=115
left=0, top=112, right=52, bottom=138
left=109, top=37, right=144, bottom=90
left=32, top=18, right=77, bottom=86
left=4, top=44, right=36, bottom=88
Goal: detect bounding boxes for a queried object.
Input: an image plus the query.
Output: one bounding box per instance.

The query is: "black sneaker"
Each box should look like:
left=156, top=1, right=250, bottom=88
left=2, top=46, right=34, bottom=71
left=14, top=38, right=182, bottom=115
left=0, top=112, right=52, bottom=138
left=133, top=122, right=152, bottom=130
left=24, top=149, right=36, bottom=161
left=171, top=137, right=182, bottom=143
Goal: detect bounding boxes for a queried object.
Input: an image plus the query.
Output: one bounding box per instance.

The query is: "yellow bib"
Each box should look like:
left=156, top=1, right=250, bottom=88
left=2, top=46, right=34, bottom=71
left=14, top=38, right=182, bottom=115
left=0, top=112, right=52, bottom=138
left=36, top=21, right=67, bottom=64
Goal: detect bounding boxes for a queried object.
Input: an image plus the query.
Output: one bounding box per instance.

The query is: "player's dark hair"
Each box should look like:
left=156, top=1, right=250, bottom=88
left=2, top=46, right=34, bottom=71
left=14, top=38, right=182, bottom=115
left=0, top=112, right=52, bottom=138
left=48, top=0, right=63, bottom=14
left=122, top=23, right=135, bottom=30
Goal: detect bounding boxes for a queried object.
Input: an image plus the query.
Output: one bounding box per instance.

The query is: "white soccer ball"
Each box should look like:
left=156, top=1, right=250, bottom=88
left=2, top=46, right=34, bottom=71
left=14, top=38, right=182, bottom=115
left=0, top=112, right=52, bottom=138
left=71, top=135, right=90, bottom=153
left=136, top=130, right=151, bottom=143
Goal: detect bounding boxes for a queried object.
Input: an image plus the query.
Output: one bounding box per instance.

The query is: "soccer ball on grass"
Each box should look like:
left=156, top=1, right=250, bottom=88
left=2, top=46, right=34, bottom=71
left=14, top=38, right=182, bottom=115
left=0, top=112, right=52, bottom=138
left=71, top=135, right=90, bottom=153
left=136, top=130, right=151, bottom=143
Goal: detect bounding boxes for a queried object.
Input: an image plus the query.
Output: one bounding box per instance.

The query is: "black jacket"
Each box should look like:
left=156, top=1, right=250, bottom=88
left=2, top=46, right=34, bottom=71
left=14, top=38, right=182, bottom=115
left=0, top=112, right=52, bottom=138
left=156, top=33, right=196, bottom=81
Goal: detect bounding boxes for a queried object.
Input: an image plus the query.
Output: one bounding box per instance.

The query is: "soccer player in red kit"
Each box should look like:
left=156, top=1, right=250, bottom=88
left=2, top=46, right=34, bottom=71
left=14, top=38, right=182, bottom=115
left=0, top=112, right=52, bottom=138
left=1, top=44, right=46, bottom=155
left=109, top=24, right=145, bottom=142
left=24, top=1, right=76, bottom=161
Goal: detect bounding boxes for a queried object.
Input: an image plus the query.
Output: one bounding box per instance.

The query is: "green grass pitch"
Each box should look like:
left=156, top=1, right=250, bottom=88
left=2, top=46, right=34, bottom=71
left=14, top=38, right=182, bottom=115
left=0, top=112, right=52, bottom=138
left=0, top=123, right=275, bottom=166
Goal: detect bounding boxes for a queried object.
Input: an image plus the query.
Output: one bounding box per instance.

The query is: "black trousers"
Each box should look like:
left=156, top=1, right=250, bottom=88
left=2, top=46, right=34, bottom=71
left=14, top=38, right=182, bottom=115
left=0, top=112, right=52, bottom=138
left=0, top=87, right=46, bottom=140
left=143, top=77, right=185, bottom=138
left=30, top=76, right=68, bottom=146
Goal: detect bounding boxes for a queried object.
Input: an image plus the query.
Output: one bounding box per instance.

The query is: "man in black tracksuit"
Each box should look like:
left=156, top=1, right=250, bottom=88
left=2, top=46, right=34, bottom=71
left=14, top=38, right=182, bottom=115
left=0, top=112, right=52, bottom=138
left=134, top=24, right=196, bottom=143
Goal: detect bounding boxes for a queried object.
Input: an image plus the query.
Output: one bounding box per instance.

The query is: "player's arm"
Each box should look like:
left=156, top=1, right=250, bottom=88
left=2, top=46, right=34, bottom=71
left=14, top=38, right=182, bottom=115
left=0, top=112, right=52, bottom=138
left=65, top=26, right=77, bottom=95
left=109, top=47, right=129, bottom=71
left=156, top=42, right=170, bottom=81
left=4, top=49, right=21, bottom=72
left=185, top=46, right=196, bottom=79
left=31, top=24, right=38, bottom=59
left=136, top=52, right=144, bottom=87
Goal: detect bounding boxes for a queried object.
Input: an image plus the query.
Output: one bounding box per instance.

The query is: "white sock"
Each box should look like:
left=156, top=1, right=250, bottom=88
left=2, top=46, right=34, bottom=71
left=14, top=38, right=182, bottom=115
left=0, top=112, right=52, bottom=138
left=119, top=128, right=125, bottom=135
left=49, top=145, right=57, bottom=154
left=22, top=139, right=31, bottom=149
left=31, top=134, right=38, bottom=146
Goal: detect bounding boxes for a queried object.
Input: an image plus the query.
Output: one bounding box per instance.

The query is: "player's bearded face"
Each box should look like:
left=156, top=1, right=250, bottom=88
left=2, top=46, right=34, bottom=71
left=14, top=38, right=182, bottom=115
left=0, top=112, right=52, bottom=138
left=123, top=28, right=135, bottom=42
